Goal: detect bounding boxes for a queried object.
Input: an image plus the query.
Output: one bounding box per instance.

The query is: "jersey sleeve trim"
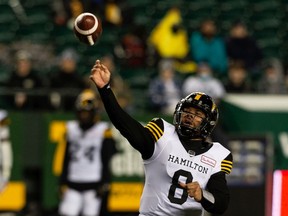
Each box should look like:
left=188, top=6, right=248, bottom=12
left=221, top=154, right=233, bottom=174
left=144, top=119, right=164, bottom=141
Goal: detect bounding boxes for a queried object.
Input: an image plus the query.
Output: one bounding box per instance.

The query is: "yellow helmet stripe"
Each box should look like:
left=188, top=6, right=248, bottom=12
left=194, top=94, right=202, bottom=100
left=212, top=103, right=216, bottom=111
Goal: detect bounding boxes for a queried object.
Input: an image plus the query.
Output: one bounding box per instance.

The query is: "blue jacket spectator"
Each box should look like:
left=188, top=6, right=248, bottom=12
left=190, top=19, right=228, bottom=75
left=148, top=59, right=182, bottom=115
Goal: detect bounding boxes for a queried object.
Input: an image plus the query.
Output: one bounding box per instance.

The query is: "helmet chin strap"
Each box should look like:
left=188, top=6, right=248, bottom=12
left=177, top=129, right=204, bottom=153
left=177, top=125, right=202, bottom=140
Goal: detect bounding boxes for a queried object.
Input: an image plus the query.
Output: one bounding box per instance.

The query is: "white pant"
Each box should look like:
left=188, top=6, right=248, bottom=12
left=59, top=188, right=102, bottom=216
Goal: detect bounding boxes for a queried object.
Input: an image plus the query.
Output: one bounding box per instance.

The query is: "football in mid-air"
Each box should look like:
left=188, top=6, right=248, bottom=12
left=73, top=12, right=102, bottom=46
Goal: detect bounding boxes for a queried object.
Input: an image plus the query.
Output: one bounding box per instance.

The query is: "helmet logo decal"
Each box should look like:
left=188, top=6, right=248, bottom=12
left=194, top=94, right=202, bottom=100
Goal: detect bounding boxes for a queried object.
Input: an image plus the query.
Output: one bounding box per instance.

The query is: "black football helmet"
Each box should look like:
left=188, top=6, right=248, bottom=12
left=173, top=92, right=218, bottom=139
left=75, top=89, right=99, bottom=112
left=75, top=89, right=99, bottom=130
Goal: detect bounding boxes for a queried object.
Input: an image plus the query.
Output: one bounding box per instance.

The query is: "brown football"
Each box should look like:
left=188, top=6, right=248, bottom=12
left=73, top=12, right=103, bottom=46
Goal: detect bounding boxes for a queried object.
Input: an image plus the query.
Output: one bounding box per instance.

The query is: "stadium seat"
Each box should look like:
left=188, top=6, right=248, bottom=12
left=51, top=26, right=80, bottom=51
left=0, top=4, right=16, bottom=23
left=0, top=28, right=16, bottom=43
left=217, top=0, right=250, bottom=33
left=252, top=17, right=281, bottom=35
left=17, top=22, right=53, bottom=43
left=22, top=0, right=51, bottom=8
left=0, top=64, right=11, bottom=83
left=24, top=5, right=52, bottom=24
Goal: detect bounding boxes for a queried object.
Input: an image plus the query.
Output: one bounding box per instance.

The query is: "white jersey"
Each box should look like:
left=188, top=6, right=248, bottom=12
left=66, top=121, right=109, bottom=183
left=0, top=110, right=12, bottom=191
left=140, top=120, right=231, bottom=216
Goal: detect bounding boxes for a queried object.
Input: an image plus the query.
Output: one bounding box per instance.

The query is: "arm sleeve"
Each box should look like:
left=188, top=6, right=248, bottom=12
left=200, top=172, right=230, bottom=214
left=200, top=153, right=233, bottom=214
left=60, top=139, right=70, bottom=185
left=98, top=85, right=155, bottom=159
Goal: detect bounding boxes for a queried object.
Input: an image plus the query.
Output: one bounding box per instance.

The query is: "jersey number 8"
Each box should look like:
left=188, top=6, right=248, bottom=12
left=168, top=169, right=193, bottom=205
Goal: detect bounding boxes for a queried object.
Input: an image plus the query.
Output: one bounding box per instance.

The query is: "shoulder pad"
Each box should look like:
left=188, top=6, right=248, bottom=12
left=144, top=118, right=164, bottom=142
left=103, top=128, right=113, bottom=138
left=0, top=117, right=10, bottom=126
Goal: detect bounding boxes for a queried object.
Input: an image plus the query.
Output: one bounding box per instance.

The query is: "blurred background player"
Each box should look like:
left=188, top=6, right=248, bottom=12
left=0, top=109, right=12, bottom=192
left=58, top=89, right=117, bottom=216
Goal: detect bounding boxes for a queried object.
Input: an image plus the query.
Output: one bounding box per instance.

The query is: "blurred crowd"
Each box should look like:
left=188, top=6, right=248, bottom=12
left=0, top=0, right=288, bottom=114
left=1, top=1, right=287, bottom=216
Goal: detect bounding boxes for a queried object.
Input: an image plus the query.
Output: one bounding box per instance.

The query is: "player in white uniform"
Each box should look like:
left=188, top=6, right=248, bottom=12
left=0, top=110, right=13, bottom=192
left=58, top=89, right=117, bottom=216
left=89, top=60, right=233, bottom=216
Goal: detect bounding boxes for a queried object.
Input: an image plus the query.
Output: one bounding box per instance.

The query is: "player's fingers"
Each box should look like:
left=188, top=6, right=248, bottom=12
left=101, top=64, right=109, bottom=73
left=189, top=182, right=199, bottom=189
left=178, top=182, right=187, bottom=189
left=90, top=67, right=99, bottom=75
left=92, top=60, right=101, bottom=70
left=91, top=66, right=96, bottom=73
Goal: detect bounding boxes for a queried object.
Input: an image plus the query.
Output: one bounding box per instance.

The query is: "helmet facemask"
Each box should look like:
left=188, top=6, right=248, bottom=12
left=173, top=92, right=219, bottom=140
left=174, top=108, right=208, bottom=139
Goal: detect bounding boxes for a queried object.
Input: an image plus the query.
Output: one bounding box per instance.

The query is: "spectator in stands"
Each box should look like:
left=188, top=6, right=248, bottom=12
left=52, top=0, right=132, bottom=29
left=182, top=62, right=226, bottom=104
left=182, top=62, right=229, bottom=147
left=49, top=48, right=86, bottom=111
left=114, top=24, right=147, bottom=68
left=104, top=0, right=134, bottom=27
left=257, top=61, right=287, bottom=94
left=52, top=0, right=106, bottom=28
left=189, top=19, right=228, bottom=76
left=148, top=59, right=182, bottom=115
left=225, top=21, right=263, bottom=77
left=4, top=50, right=46, bottom=110
left=148, top=7, right=189, bottom=64
left=224, top=63, right=254, bottom=93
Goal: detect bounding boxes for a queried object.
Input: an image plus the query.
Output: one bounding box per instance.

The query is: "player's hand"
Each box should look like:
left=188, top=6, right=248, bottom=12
left=58, top=184, right=68, bottom=198
left=179, top=181, right=202, bottom=202
left=90, top=59, right=111, bottom=88
left=95, top=183, right=110, bottom=198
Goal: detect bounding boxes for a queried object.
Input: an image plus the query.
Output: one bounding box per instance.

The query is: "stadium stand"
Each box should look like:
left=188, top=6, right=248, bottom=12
left=0, top=0, right=288, bottom=109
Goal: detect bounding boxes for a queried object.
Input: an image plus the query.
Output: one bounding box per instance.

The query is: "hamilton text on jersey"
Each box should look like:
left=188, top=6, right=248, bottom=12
left=168, top=154, right=209, bottom=174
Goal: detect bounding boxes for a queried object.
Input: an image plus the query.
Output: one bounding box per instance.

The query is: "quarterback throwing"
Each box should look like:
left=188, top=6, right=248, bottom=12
left=90, top=60, right=233, bottom=216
